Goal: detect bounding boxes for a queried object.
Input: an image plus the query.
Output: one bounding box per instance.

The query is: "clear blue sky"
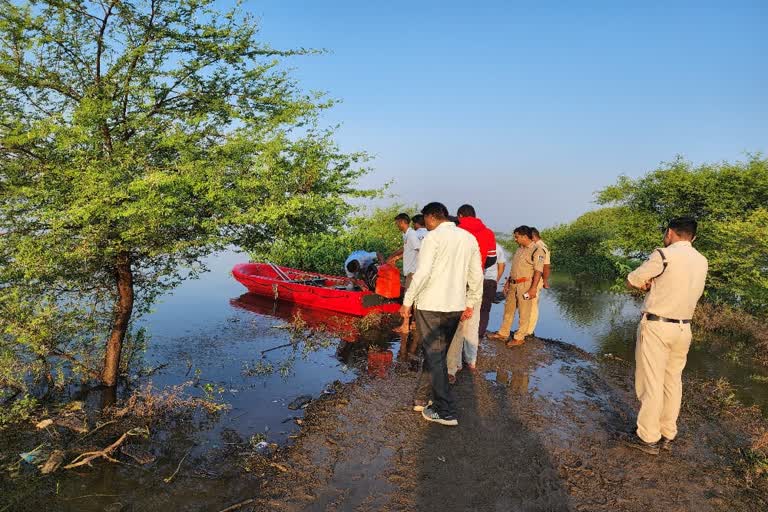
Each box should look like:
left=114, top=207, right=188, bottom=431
left=235, top=1, right=766, bottom=231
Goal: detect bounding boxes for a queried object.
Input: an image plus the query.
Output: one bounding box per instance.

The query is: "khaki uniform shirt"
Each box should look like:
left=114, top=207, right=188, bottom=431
left=535, top=240, right=551, bottom=265
left=627, top=241, right=708, bottom=320
left=509, top=243, right=545, bottom=281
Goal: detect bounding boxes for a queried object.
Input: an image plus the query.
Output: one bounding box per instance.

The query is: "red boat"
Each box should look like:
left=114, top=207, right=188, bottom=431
left=231, top=263, right=401, bottom=317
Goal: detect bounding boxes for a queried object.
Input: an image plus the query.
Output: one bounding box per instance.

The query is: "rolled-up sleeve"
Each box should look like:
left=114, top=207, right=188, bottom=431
left=533, top=249, right=545, bottom=273
left=627, top=250, right=665, bottom=288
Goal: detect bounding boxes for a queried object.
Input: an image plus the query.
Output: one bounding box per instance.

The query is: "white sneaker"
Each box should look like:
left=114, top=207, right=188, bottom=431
left=412, top=400, right=432, bottom=412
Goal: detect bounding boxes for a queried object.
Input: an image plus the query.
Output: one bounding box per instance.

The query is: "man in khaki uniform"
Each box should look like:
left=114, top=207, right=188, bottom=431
left=624, top=217, right=708, bottom=455
left=528, top=228, right=551, bottom=336
left=488, top=226, right=544, bottom=347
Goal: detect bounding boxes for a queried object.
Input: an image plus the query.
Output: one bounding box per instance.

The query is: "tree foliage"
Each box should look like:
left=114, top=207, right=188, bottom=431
left=0, top=0, right=376, bottom=390
left=253, top=205, right=409, bottom=276
left=545, top=155, right=768, bottom=316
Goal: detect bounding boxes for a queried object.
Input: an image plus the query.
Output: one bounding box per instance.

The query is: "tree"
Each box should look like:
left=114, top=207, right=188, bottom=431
left=546, top=155, right=768, bottom=316
left=0, top=0, right=375, bottom=389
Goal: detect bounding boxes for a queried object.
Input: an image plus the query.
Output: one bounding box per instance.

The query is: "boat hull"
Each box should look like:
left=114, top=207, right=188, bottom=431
left=231, top=263, right=400, bottom=317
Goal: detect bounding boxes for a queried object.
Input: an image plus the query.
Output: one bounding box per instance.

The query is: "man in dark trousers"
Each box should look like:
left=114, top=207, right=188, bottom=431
left=401, top=202, right=483, bottom=426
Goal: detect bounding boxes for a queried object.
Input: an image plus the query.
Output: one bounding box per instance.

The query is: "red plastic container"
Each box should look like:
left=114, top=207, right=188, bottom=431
left=374, top=263, right=401, bottom=299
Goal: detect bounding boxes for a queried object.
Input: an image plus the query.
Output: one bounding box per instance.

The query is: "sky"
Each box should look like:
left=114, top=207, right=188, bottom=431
left=232, top=1, right=766, bottom=231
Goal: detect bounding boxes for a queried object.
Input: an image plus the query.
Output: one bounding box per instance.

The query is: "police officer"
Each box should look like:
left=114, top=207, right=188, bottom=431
left=624, top=217, right=708, bottom=455
left=527, top=227, right=551, bottom=336
left=488, top=226, right=544, bottom=347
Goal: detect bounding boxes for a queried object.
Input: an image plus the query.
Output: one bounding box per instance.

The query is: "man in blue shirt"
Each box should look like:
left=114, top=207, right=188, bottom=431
left=344, top=250, right=384, bottom=291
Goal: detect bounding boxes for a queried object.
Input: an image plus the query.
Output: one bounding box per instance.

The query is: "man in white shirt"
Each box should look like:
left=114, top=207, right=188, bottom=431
left=412, top=214, right=429, bottom=242
left=388, top=213, right=423, bottom=333
left=401, top=202, right=483, bottom=426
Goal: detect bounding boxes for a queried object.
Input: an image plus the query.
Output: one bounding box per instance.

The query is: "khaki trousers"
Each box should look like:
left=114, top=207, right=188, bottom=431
left=497, top=284, right=536, bottom=341
left=527, top=281, right=544, bottom=335
left=635, top=317, right=692, bottom=443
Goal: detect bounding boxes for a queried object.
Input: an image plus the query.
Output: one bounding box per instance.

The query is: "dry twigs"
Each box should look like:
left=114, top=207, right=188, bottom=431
left=217, top=498, right=256, bottom=512
left=63, top=427, right=148, bottom=470
left=163, top=447, right=192, bottom=484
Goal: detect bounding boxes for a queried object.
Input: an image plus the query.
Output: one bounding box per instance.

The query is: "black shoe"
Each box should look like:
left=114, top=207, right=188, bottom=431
left=421, top=406, right=458, bottom=426
left=661, top=436, right=674, bottom=451
left=622, top=435, right=660, bottom=455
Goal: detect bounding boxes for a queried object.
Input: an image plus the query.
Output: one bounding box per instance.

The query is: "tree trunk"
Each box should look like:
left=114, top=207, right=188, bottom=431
left=102, top=251, right=134, bottom=387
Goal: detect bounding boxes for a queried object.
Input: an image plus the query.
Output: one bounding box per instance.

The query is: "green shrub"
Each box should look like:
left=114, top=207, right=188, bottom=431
left=251, top=205, right=410, bottom=275
left=544, top=155, right=768, bottom=317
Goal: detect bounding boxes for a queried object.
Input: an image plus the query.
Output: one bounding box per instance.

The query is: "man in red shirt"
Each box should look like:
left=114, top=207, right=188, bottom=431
left=447, top=204, right=497, bottom=380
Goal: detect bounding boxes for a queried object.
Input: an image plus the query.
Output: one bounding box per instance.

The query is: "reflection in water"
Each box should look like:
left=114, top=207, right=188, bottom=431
left=545, top=274, right=634, bottom=328
left=231, top=292, right=360, bottom=342
left=492, top=367, right=530, bottom=393
left=367, top=350, right=394, bottom=378
left=487, top=272, right=768, bottom=416
left=234, top=292, right=406, bottom=380
left=485, top=368, right=530, bottom=394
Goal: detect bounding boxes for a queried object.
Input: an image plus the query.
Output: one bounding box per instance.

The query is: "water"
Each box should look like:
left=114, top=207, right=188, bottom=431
left=503, top=273, right=768, bottom=413
left=138, top=249, right=387, bottom=445
left=141, top=252, right=768, bottom=419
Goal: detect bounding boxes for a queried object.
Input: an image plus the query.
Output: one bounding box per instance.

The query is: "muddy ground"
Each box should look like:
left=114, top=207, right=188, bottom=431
left=234, top=337, right=768, bottom=512
left=4, top=336, right=768, bottom=512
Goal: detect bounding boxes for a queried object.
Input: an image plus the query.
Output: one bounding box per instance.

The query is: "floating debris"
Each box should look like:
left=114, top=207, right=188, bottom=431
left=35, top=419, right=54, bottom=429
left=19, top=445, right=46, bottom=465
left=120, top=445, right=156, bottom=465
left=40, top=450, right=65, bottom=474
left=253, top=441, right=271, bottom=455
left=287, top=395, right=312, bottom=410
left=55, top=416, right=88, bottom=434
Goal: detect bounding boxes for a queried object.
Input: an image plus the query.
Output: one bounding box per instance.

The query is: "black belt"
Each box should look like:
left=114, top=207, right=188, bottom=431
left=644, top=313, right=691, bottom=324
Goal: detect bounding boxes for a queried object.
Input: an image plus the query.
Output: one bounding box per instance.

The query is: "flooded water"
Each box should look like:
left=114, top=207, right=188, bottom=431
left=140, top=251, right=768, bottom=424
left=511, top=273, right=768, bottom=413
left=140, top=251, right=376, bottom=448
left=5, top=250, right=768, bottom=511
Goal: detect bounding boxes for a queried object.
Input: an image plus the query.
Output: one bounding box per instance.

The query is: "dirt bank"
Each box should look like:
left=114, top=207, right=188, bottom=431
left=234, top=337, right=768, bottom=512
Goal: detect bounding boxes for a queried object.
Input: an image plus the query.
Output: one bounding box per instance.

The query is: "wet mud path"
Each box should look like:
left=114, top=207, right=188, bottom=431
left=245, top=338, right=768, bottom=512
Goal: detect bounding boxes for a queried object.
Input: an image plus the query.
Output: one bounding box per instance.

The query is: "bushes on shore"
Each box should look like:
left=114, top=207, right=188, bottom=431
left=543, top=155, right=768, bottom=318
left=250, top=205, right=407, bottom=276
